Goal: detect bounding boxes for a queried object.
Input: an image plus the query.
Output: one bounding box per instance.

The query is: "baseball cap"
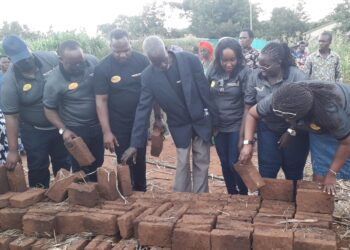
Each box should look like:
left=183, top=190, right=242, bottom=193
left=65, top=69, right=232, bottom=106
left=2, top=34, right=31, bottom=64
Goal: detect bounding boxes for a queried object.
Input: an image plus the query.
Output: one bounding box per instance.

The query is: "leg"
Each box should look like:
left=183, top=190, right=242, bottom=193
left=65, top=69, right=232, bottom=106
left=228, top=131, right=248, bottom=195
left=48, top=130, right=71, bottom=177
left=192, top=136, right=210, bottom=193
left=0, top=112, right=8, bottom=164
left=20, top=123, right=50, bottom=188
left=133, top=146, right=147, bottom=191
left=257, top=122, right=283, bottom=179
left=174, top=145, right=192, bottom=192
left=282, top=132, right=309, bottom=180
left=214, top=132, right=238, bottom=194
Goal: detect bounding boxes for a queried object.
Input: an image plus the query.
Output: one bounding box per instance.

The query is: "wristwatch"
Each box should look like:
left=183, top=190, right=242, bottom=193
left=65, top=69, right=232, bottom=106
left=243, top=139, right=255, bottom=145
left=287, top=128, right=296, bottom=136
left=59, top=128, right=65, bottom=135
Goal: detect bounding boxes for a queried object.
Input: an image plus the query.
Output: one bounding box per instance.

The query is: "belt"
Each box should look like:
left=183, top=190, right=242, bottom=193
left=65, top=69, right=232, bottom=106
left=33, top=125, right=56, bottom=131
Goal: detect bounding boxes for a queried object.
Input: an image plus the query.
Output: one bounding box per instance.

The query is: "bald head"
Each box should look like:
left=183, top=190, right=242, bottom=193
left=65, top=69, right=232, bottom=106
left=143, top=36, right=169, bottom=70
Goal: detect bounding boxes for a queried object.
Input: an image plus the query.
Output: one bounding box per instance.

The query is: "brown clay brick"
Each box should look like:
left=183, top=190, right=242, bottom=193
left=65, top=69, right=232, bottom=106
left=211, top=229, right=252, bottom=250
left=138, top=219, right=175, bottom=248
left=31, top=238, right=53, bottom=250
left=7, top=164, right=27, bottom=192
left=118, top=206, right=146, bottom=239
left=294, top=212, right=332, bottom=229
left=66, top=239, right=89, bottom=250
left=64, top=136, right=95, bottom=167
left=97, top=165, right=119, bottom=200
left=23, top=213, right=56, bottom=237
left=84, top=213, right=118, bottom=236
left=117, top=164, right=133, bottom=196
left=296, top=188, right=334, bottom=214
left=0, top=207, right=27, bottom=230
left=253, top=214, right=292, bottom=229
left=297, top=180, right=323, bottom=189
left=46, top=169, right=86, bottom=202
left=0, top=165, right=10, bottom=194
left=9, top=236, right=36, bottom=250
left=253, top=228, right=293, bottom=250
left=111, top=239, right=138, bottom=250
left=260, top=178, right=294, bottom=202
left=294, top=230, right=337, bottom=250
left=0, top=235, right=16, bottom=250
left=68, top=182, right=99, bottom=207
left=56, top=211, right=86, bottom=234
left=9, top=188, right=45, bottom=208
left=84, top=235, right=112, bottom=250
left=216, top=216, right=254, bottom=231
left=218, top=209, right=257, bottom=222
left=234, top=161, right=265, bottom=192
left=172, top=228, right=211, bottom=250
left=133, top=207, right=158, bottom=239
left=0, top=192, right=16, bottom=208
left=178, top=214, right=216, bottom=229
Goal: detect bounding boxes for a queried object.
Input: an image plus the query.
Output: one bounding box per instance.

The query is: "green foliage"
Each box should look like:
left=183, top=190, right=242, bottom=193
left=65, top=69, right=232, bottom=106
left=333, top=0, right=350, bottom=32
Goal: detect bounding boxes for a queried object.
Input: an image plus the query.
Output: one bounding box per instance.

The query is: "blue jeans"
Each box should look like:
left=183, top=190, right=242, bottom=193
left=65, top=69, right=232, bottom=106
left=257, top=122, right=309, bottom=180
left=68, top=124, right=104, bottom=182
left=20, top=122, right=70, bottom=188
left=310, top=133, right=350, bottom=179
left=214, top=131, right=248, bottom=195
left=114, top=131, right=147, bottom=192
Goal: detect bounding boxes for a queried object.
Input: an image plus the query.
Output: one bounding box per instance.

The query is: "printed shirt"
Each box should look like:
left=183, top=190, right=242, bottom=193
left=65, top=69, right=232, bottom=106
left=243, top=47, right=259, bottom=69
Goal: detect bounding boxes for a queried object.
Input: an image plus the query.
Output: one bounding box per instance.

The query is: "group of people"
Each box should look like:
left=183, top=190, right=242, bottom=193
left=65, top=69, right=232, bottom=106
left=0, top=28, right=348, bottom=196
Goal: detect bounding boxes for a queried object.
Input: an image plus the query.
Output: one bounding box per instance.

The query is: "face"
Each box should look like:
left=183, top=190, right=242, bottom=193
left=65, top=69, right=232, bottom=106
left=149, top=50, right=169, bottom=71
left=200, top=48, right=210, bottom=60
left=110, top=37, right=132, bottom=63
left=0, top=57, right=10, bottom=73
left=239, top=32, right=252, bottom=49
left=298, top=44, right=306, bottom=52
left=257, top=54, right=281, bottom=78
left=318, top=34, right=331, bottom=51
left=60, top=48, right=85, bottom=76
left=14, top=56, right=36, bottom=79
left=220, top=48, right=237, bottom=74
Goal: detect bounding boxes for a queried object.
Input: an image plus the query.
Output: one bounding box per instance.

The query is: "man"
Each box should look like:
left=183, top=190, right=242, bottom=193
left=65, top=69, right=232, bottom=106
left=1, top=35, right=70, bottom=188
left=43, top=40, right=101, bottom=181
left=0, top=55, right=10, bottom=164
left=239, top=29, right=259, bottom=69
left=304, top=31, right=342, bottom=83
left=0, top=55, right=10, bottom=86
left=121, top=36, right=217, bottom=193
left=94, top=29, right=152, bottom=191
left=292, top=41, right=308, bottom=69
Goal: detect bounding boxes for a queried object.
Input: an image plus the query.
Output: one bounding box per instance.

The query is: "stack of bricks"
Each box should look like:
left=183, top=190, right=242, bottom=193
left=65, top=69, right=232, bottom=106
left=0, top=162, right=338, bottom=249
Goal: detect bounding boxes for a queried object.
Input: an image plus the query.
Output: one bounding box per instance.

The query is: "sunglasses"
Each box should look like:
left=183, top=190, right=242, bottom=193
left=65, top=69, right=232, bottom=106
left=272, top=108, right=297, bottom=119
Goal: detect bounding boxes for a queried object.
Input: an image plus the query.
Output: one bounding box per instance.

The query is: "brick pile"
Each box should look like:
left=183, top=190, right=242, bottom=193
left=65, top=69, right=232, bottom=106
left=0, top=165, right=337, bottom=249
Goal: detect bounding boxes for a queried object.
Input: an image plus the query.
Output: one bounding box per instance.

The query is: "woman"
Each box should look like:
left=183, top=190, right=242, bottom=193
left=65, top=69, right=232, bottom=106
left=199, top=41, right=214, bottom=75
left=207, top=37, right=249, bottom=195
left=250, top=81, right=350, bottom=195
left=240, top=42, right=309, bottom=181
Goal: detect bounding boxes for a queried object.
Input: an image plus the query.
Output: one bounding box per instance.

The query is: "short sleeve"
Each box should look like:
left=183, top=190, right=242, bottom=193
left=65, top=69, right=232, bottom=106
left=244, top=70, right=258, bottom=105
left=240, top=67, right=252, bottom=94
left=327, top=108, right=350, bottom=140
left=256, top=94, right=273, bottom=118
left=93, top=64, right=110, bottom=95
left=1, top=70, right=20, bottom=114
left=43, top=74, right=61, bottom=110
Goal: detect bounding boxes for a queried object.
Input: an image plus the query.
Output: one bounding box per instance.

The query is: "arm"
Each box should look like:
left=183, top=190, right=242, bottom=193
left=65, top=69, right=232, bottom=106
left=152, top=102, right=166, bottom=133
left=238, top=105, right=251, bottom=149
left=95, top=94, right=118, bottom=153
left=44, top=108, right=76, bottom=142
left=4, top=114, right=21, bottom=170
left=303, top=55, right=312, bottom=77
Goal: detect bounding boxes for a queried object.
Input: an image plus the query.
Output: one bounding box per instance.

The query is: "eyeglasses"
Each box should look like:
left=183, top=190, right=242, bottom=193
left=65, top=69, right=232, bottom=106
left=272, top=108, right=297, bottom=119
left=257, top=62, right=277, bottom=71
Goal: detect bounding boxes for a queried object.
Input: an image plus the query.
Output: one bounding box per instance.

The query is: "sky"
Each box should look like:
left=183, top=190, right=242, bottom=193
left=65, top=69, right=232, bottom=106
left=0, top=0, right=343, bottom=36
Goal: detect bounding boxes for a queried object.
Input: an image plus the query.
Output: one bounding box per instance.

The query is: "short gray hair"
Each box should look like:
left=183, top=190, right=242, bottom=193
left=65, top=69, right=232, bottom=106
left=142, top=36, right=167, bottom=58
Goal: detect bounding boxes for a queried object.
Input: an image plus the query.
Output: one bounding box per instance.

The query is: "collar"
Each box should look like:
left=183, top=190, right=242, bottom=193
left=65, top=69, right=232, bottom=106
left=58, top=60, right=90, bottom=82
left=14, top=54, right=42, bottom=79
left=316, top=49, right=335, bottom=58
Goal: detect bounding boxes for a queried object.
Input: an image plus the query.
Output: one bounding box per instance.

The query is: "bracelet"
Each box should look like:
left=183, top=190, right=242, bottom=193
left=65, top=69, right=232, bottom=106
left=328, top=169, right=337, bottom=176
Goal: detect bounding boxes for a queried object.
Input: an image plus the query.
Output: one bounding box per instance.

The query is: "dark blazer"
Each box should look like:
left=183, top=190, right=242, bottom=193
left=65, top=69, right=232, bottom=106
left=130, top=51, right=217, bottom=149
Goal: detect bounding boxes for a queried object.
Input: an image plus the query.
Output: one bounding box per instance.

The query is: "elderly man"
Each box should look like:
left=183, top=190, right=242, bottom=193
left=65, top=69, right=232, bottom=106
left=122, top=36, right=217, bottom=193
left=1, top=35, right=70, bottom=188
left=43, top=40, right=101, bottom=181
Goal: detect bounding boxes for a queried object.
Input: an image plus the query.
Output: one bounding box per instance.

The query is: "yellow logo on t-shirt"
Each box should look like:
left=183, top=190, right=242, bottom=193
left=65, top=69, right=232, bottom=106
left=111, top=75, right=121, bottom=83
left=310, top=123, right=321, bottom=131
left=68, top=82, right=79, bottom=90
left=23, top=83, right=32, bottom=92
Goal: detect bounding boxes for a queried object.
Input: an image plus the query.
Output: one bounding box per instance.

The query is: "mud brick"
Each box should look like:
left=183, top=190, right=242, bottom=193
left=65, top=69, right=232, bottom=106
left=178, top=214, right=216, bottom=229
left=84, top=213, right=118, bottom=236
left=161, top=203, right=189, bottom=220
left=0, top=192, right=16, bottom=208
left=296, top=188, right=334, bottom=214
left=294, top=229, right=337, bottom=250
left=64, top=136, right=95, bottom=167
left=152, top=202, right=173, bottom=216
left=260, top=178, right=294, bottom=202
left=0, top=165, right=10, bottom=194
left=85, top=235, right=113, bottom=250
left=111, top=239, right=138, bottom=250
left=228, top=194, right=261, bottom=204
left=68, top=182, right=99, bottom=207
left=297, top=180, right=323, bottom=189
left=253, top=228, right=293, bottom=250
left=97, top=166, right=119, bottom=200
left=216, top=216, right=254, bottom=231
left=261, top=199, right=295, bottom=209
left=56, top=212, right=86, bottom=234
left=133, top=207, right=158, bottom=238
left=31, top=238, right=53, bottom=250
left=9, top=188, right=45, bottom=208
left=0, top=207, right=27, bottom=230
left=149, top=247, right=171, bottom=250
left=168, top=192, right=197, bottom=203
left=7, top=164, right=27, bottom=192
left=27, top=202, right=68, bottom=215
left=23, top=213, right=55, bottom=237
left=258, top=207, right=295, bottom=219
left=172, top=228, right=211, bottom=250
left=118, top=206, right=146, bottom=239
left=150, top=126, right=164, bottom=157
left=224, top=202, right=260, bottom=211
left=9, top=237, right=36, bottom=250
left=0, top=235, right=16, bottom=250
left=138, top=218, right=175, bottom=248
left=253, top=214, right=292, bottom=229
left=66, top=239, right=89, bottom=250
left=211, top=229, right=251, bottom=250
left=234, top=161, right=265, bottom=192
left=175, top=223, right=213, bottom=231
left=294, top=212, right=333, bottom=229
left=219, top=209, right=257, bottom=222
left=186, top=205, right=223, bottom=216
left=117, top=164, right=133, bottom=196
left=46, top=169, right=86, bottom=202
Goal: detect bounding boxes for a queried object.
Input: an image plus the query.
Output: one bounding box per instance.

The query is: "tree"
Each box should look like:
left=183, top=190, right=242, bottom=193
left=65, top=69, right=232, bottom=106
left=0, top=21, right=42, bottom=40
left=295, top=0, right=310, bottom=23
left=333, top=0, right=350, bottom=32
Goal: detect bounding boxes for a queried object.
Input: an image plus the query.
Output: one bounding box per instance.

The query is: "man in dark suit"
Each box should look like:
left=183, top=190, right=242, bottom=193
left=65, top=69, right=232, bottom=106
left=122, top=36, right=217, bottom=193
